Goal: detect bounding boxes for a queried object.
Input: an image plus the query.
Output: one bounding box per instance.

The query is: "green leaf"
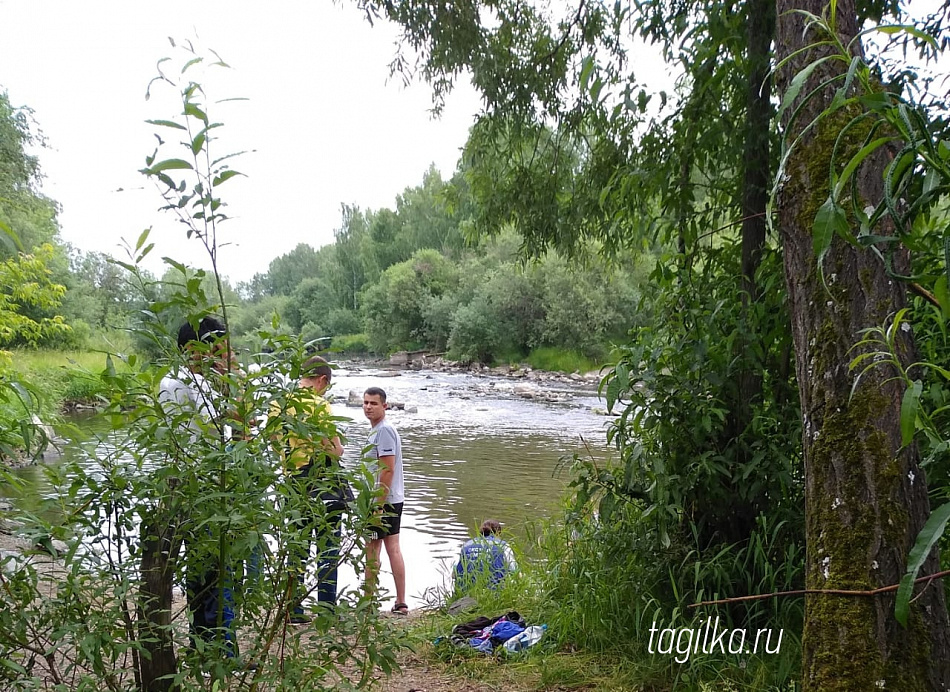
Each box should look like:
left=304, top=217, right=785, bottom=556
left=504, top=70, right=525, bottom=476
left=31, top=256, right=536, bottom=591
left=136, top=243, right=155, bottom=263
left=922, top=168, right=940, bottom=197
left=134, top=228, right=151, bottom=252
left=212, top=170, right=244, bottom=186
left=856, top=234, right=899, bottom=247
left=813, top=197, right=849, bottom=262
left=934, top=275, right=950, bottom=322
left=0, top=220, right=24, bottom=253
left=833, top=137, right=891, bottom=200
left=0, top=658, right=28, bottom=675
left=605, top=376, right=621, bottom=413
left=212, top=150, right=248, bottom=166
left=162, top=257, right=188, bottom=274
left=900, top=380, right=922, bottom=446
left=182, top=57, right=204, bottom=73
left=108, top=260, right=136, bottom=274
left=777, top=55, right=835, bottom=120
left=857, top=92, right=892, bottom=111
left=191, top=133, right=206, bottom=156
left=579, top=55, right=594, bottom=93
left=589, top=77, right=604, bottom=105
left=145, top=119, right=187, bottom=131
left=895, top=501, right=950, bottom=626
left=184, top=103, right=208, bottom=124
left=872, top=24, right=939, bottom=50
left=143, top=159, right=193, bottom=174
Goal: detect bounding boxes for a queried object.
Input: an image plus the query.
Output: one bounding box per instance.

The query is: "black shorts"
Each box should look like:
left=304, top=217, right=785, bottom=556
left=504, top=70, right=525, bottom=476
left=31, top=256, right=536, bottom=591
left=371, top=502, right=404, bottom=540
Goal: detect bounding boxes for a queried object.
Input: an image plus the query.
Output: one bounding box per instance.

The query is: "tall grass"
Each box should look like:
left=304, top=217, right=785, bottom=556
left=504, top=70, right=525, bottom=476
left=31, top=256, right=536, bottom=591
left=411, top=506, right=803, bottom=691
left=10, top=331, right=136, bottom=414
left=522, top=347, right=601, bottom=374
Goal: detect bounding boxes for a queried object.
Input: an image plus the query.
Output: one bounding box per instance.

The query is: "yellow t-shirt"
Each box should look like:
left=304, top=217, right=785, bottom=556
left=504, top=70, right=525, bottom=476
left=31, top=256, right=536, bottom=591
left=270, top=389, right=336, bottom=472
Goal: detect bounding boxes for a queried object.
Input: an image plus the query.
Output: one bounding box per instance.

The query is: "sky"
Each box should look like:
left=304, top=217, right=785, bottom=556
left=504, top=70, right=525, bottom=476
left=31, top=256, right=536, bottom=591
left=0, top=1, right=486, bottom=283
left=3, top=1, right=942, bottom=285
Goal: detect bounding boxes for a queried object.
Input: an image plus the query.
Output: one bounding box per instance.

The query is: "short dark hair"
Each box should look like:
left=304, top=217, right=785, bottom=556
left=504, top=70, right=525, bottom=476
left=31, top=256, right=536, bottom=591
left=177, top=316, right=226, bottom=350
left=364, top=386, right=387, bottom=403
left=302, top=355, right=332, bottom=381
left=480, top=519, right=501, bottom=537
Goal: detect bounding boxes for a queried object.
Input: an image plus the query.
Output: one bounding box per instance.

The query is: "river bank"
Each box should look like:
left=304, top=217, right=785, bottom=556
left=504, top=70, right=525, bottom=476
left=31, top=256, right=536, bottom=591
left=3, top=349, right=611, bottom=471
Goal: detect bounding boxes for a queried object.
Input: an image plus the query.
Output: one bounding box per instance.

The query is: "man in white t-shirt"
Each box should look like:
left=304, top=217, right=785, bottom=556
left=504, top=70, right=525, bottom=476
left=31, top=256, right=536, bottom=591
left=362, top=386, right=407, bottom=614
left=157, top=316, right=239, bottom=655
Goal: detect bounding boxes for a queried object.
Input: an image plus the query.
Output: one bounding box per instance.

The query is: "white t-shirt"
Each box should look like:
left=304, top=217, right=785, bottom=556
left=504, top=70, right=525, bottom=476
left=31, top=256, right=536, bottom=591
left=158, top=370, right=221, bottom=438
left=367, top=418, right=404, bottom=504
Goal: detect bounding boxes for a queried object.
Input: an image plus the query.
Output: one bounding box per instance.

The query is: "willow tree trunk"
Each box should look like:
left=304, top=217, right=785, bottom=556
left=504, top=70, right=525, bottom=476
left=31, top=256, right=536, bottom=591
left=137, top=514, right=182, bottom=692
left=730, top=0, right=776, bottom=541
left=774, top=1, right=950, bottom=689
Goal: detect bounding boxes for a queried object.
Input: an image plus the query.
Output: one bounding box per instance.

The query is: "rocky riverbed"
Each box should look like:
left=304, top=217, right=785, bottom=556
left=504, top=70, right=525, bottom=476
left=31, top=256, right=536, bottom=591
left=335, top=355, right=608, bottom=412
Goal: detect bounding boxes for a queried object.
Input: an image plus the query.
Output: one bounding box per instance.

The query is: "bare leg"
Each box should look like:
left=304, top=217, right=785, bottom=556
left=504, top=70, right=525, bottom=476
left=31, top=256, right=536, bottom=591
left=383, top=534, right=406, bottom=606
left=365, top=538, right=382, bottom=597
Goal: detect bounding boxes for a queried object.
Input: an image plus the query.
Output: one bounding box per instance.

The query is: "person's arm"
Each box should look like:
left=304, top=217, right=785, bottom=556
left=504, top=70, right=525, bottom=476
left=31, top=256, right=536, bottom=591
left=503, top=542, right=518, bottom=572
left=372, top=425, right=398, bottom=504
left=376, top=454, right=395, bottom=504
left=323, top=435, right=344, bottom=459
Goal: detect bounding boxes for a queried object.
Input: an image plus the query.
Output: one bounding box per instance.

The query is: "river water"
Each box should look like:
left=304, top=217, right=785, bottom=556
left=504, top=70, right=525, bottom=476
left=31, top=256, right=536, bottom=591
left=4, top=365, right=614, bottom=610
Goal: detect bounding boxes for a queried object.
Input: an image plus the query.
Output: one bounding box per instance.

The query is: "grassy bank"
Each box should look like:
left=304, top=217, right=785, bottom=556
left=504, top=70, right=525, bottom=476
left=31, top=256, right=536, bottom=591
left=521, top=347, right=603, bottom=374
left=11, top=344, right=130, bottom=418
left=399, top=514, right=802, bottom=692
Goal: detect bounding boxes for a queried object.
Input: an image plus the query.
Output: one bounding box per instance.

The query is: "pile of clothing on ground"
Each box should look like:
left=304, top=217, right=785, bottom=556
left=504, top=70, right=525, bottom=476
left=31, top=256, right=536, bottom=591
left=446, top=611, right=546, bottom=654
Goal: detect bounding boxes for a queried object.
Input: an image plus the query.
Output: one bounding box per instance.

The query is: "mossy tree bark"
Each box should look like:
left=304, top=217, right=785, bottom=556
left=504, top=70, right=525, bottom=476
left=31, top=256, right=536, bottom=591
left=775, top=1, right=950, bottom=689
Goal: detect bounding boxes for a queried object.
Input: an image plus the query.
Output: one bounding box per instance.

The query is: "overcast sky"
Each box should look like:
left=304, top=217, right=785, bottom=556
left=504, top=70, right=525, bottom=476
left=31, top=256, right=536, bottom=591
left=2, top=1, right=942, bottom=285
left=0, top=1, right=485, bottom=283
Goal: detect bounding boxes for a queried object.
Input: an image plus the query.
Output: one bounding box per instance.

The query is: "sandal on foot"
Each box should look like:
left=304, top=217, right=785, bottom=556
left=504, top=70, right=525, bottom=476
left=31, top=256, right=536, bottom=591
left=391, top=602, right=409, bottom=616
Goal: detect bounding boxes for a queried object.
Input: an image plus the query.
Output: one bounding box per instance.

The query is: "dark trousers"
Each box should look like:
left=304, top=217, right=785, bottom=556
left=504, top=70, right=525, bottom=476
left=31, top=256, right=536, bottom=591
left=290, top=505, right=343, bottom=612
left=186, top=556, right=237, bottom=656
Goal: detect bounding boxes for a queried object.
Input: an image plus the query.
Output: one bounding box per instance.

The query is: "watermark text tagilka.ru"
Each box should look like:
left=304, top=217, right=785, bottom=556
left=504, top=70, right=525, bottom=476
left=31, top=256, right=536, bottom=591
left=648, top=617, right=784, bottom=664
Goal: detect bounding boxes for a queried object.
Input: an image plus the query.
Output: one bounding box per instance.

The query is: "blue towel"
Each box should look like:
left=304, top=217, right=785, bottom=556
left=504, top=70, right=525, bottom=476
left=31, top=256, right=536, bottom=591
left=489, top=620, right=526, bottom=643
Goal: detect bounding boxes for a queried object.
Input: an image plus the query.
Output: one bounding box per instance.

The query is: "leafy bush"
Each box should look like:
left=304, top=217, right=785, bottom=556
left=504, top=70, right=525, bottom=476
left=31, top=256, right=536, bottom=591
left=43, top=317, right=91, bottom=349
left=330, top=332, right=371, bottom=354
left=299, top=320, right=328, bottom=345
left=599, top=246, right=802, bottom=549
left=326, top=307, right=362, bottom=336
left=228, top=294, right=289, bottom=338
left=0, top=46, right=408, bottom=690
left=446, top=295, right=503, bottom=363
left=363, top=249, right=458, bottom=352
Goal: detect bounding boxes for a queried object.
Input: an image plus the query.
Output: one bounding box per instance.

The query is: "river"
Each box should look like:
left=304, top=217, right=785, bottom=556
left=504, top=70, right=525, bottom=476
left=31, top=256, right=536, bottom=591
left=4, top=364, right=614, bottom=610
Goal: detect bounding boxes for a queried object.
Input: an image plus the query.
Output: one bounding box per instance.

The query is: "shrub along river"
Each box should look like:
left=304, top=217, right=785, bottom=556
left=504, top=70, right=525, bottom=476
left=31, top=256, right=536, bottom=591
left=4, top=364, right=613, bottom=610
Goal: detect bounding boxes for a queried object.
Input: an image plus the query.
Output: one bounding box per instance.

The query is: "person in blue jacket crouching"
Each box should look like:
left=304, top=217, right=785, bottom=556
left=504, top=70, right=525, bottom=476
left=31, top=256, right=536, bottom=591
left=455, top=519, right=518, bottom=590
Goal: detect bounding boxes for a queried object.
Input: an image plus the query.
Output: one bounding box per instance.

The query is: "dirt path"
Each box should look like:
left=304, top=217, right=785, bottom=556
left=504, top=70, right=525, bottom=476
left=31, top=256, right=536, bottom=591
left=376, top=651, right=500, bottom=692
left=367, top=610, right=543, bottom=692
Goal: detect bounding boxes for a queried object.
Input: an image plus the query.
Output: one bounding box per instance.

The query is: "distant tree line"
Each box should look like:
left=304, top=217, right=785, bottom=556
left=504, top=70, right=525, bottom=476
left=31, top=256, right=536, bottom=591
left=230, top=164, right=653, bottom=364
left=1, top=84, right=652, bottom=369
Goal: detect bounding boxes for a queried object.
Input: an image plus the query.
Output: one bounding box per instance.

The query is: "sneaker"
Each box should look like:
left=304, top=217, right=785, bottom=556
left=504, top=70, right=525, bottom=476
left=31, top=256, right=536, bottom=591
left=290, top=613, right=312, bottom=625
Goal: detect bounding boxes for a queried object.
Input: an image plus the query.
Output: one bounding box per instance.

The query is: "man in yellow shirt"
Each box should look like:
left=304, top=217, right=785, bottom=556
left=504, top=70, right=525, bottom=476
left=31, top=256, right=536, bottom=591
left=273, top=355, right=347, bottom=624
